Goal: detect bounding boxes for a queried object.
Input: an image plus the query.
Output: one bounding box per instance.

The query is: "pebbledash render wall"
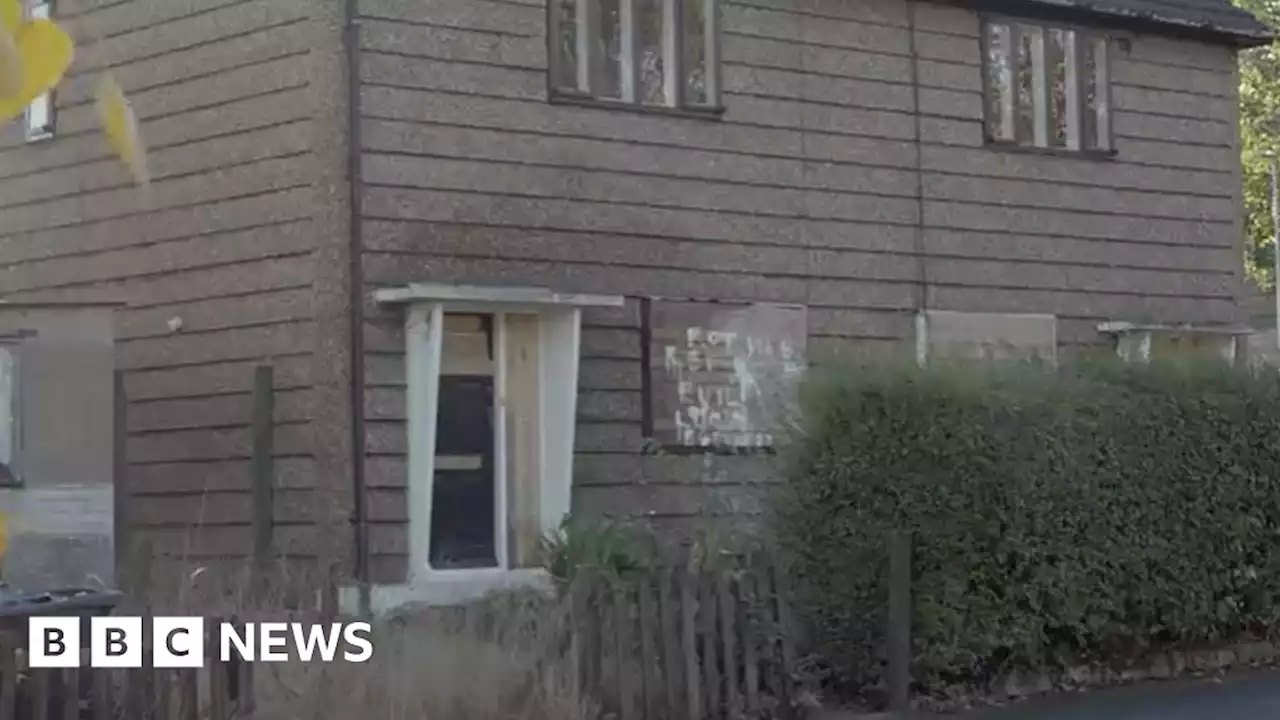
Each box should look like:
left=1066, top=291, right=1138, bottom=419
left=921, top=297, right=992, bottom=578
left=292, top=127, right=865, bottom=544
left=352, top=0, right=1250, bottom=583
left=0, top=0, right=357, bottom=582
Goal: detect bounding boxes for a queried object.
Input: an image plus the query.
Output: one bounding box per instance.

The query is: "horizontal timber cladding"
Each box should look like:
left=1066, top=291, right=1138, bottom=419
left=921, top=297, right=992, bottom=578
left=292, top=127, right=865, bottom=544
left=0, top=0, right=352, bottom=568
left=354, top=0, right=1246, bottom=577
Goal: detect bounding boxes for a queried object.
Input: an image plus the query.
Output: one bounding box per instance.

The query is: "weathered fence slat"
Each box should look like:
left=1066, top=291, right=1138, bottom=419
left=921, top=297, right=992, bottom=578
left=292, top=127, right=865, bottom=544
left=637, top=576, right=658, bottom=720
left=719, top=572, right=739, bottom=719
left=141, top=660, right=158, bottom=720
left=180, top=668, right=199, bottom=720
left=700, top=572, right=720, bottom=719
left=62, top=667, right=79, bottom=720
left=0, top=636, right=17, bottom=720
left=614, top=584, right=635, bottom=720
left=772, top=564, right=797, bottom=717
left=583, top=578, right=602, bottom=696
left=208, top=630, right=227, bottom=720
left=90, top=669, right=110, bottom=720
left=680, top=571, right=701, bottom=720
left=655, top=568, right=680, bottom=718
left=740, top=572, right=761, bottom=718
left=756, top=567, right=782, bottom=705
left=156, top=671, right=174, bottom=720
left=238, top=642, right=256, bottom=717
left=31, top=667, right=49, bottom=720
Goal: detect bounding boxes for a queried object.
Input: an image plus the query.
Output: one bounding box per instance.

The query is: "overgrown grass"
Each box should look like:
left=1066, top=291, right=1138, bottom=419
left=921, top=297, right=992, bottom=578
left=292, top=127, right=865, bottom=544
left=111, top=534, right=597, bottom=720
left=247, top=588, right=594, bottom=720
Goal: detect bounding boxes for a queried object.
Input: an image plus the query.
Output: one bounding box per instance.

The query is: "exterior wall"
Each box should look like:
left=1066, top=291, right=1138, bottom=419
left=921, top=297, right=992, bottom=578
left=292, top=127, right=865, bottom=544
left=351, top=0, right=1247, bottom=580
left=0, top=0, right=352, bottom=583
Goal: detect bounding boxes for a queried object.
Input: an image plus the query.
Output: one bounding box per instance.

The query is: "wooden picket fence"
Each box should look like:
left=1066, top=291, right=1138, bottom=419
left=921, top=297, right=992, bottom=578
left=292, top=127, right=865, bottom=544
left=569, top=561, right=801, bottom=720
left=0, top=623, right=252, bottom=720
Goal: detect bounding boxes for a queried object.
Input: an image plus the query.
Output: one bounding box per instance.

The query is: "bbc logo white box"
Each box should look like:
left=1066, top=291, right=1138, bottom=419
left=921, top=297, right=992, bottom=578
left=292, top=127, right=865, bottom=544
left=152, top=617, right=204, bottom=668
left=28, top=617, right=80, bottom=668
left=90, top=617, right=143, bottom=668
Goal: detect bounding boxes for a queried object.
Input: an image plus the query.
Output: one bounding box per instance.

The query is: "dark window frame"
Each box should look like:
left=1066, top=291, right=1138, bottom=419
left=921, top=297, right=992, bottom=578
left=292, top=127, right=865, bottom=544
left=546, top=0, right=725, bottom=118
left=978, top=12, right=1116, bottom=158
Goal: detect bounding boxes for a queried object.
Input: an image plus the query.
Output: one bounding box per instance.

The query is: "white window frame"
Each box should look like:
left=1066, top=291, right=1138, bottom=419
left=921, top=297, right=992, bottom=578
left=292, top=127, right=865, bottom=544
left=344, top=283, right=625, bottom=613
left=23, top=0, right=54, bottom=142
left=0, top=343, right=20, bottom=485
left=980, top=16, right=1111, bottom=153
left=549, top=0, right=722, bottom=110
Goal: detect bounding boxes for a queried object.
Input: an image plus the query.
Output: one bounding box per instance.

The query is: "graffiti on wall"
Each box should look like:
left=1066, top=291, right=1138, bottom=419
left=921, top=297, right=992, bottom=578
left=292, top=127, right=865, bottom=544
left=645, top=300, right=806, bottom=450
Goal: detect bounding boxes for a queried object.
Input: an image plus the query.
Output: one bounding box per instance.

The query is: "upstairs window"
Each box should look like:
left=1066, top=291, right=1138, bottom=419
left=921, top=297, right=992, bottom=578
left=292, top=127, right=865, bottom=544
left=982, top=19, right=1111, bottom=153
left=550, top=0, right=721, bottom=111
left=23, top=0, right=53, bottom=141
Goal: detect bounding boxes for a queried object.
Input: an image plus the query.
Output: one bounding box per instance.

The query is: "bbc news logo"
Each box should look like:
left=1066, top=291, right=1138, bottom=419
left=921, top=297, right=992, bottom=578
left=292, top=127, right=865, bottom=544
left=29, top=618, right=374, bottom=668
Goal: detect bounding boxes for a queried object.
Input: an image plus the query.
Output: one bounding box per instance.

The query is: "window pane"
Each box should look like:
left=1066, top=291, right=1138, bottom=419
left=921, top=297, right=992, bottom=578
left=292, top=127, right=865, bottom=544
left=984, top=23, right=1012, bottom=141
left=1083, top=39, right=1098, bottom=149
left=0, top=347, right=14, bottom=467
left=431, top=375, right=496, bottom=570
left=1048, top=28, right=1070, bottom=148
left=430, top=316, right=498, bottom=571
left=638, top=0, right=664, bottom=104
left=600, top=0, right=622, bottom=98
left=554, top=0, right=578, bottom=89
left=1088, top=37, right=1106, bottom=149
left=1016, top=25, right=1039, bottom=145
left=684, top=0, right=707, bottom=105
left=25, top=96, right=50, bottom=137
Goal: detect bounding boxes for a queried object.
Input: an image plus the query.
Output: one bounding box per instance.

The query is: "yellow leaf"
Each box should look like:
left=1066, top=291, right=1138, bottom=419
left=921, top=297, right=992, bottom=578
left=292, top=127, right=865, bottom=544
left=0, top=0, right=19, bottom=34
left=0, top=507, right=9, bottom=560
left=0, top=18, right=72, bottom=124
left=0, top=28, right=22, bottom=98
left=96, top=73, right=149, bottom=189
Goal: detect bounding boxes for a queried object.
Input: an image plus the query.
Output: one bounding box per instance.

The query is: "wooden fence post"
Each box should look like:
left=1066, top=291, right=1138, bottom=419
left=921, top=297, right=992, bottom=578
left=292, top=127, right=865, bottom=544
left=112, top=370, right=130, bottom=589
left=886, top=531, right=913, bottom=713
left=250, top=365, right=275, bottom=590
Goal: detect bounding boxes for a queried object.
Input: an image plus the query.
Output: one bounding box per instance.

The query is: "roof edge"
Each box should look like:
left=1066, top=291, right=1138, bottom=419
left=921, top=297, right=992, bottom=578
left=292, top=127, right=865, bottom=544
left=949, top=0, right=1275, bottom=47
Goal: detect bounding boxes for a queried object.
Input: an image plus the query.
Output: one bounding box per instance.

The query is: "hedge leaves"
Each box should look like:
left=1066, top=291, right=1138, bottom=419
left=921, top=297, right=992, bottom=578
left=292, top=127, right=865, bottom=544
left=773, top=357, right=1280, bottom=695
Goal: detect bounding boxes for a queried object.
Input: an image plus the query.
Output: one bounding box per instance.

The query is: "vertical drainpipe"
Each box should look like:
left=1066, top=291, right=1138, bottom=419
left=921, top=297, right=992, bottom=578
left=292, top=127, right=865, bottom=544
left=342, top=0, right=370, bottom=615
left=907, top=0, right=928, bottom=365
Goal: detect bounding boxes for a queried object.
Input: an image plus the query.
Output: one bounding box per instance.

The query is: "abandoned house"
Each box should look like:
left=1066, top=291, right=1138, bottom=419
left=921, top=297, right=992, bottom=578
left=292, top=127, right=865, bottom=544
left=0, top=0, right=1267, bottom=610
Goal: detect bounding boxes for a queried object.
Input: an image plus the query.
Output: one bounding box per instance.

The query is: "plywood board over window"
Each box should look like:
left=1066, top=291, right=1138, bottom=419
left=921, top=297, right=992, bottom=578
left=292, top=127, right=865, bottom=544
left=1098, top=321, right=1252, bottom=366
left=642, top=299, right=807, bottom=453
left=916, top=310, right=1058, bottom=366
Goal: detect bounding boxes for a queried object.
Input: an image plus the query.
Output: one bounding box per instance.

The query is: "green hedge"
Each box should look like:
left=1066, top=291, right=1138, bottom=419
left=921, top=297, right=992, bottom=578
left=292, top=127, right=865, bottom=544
left=772, top=356, right=1280, bottom=696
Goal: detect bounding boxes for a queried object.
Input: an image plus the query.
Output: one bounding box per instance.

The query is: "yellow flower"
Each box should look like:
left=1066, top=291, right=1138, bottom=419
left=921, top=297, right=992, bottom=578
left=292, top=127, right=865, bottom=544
left=95, top=73, right=149, bottom=189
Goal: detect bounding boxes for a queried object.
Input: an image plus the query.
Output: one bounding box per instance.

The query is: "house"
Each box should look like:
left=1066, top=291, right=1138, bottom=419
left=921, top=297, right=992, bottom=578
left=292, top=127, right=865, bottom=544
left=0, top=0, right=1267, bottom=611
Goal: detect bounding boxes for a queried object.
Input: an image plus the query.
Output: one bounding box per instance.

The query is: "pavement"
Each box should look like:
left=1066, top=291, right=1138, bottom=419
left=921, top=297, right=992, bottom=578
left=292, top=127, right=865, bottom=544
left=958, top=668, right=1280, bottom=719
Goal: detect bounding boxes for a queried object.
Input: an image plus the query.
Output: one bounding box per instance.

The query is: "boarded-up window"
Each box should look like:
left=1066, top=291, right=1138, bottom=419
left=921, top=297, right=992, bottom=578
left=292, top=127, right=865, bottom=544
left=642, top=300, right=806, bottom=451
left=916, top=310, right=1058, bottom=366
